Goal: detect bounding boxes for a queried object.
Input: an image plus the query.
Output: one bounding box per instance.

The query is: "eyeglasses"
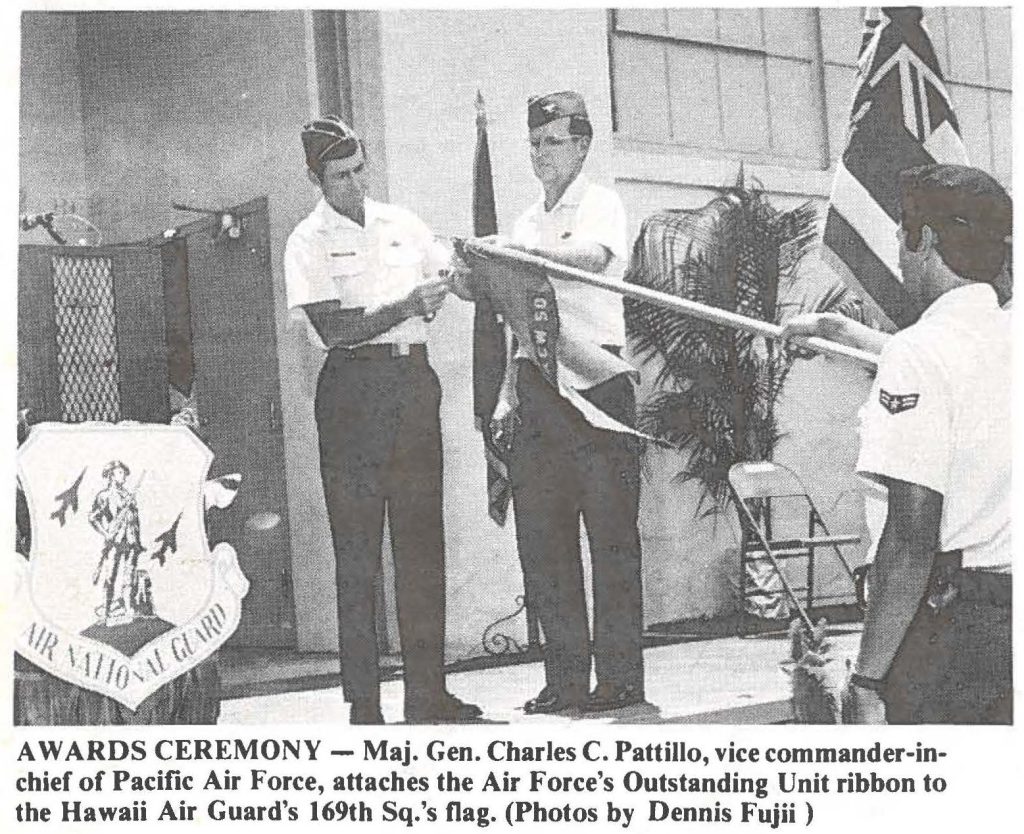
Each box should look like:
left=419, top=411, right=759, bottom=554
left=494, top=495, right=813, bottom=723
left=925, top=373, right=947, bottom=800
left=530, top=136, right=580, bottom=151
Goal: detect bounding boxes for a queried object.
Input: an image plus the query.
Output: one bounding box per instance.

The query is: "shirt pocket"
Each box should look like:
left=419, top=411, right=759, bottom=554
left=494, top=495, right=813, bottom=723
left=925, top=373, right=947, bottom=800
left=326, top=247, right=367, bottom=279
left=541, top=209, right=575, bottom=248
left=379, top=240, right=424, bottom=299
left=381, top=239, right=423, bottom=269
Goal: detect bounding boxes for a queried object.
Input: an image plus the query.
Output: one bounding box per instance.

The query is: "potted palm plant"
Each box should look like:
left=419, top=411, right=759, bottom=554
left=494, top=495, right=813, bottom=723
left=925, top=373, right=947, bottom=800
left=625, top=171, right=861, bottom=621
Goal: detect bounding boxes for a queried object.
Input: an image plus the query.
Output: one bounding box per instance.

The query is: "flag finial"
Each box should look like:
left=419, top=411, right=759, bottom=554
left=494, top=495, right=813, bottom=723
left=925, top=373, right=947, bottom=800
left=476, top=90, right=487, bottom=127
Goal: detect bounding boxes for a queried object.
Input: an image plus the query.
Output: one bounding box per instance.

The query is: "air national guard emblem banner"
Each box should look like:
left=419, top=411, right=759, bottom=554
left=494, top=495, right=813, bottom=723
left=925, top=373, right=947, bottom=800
left=13, top=424, right=249, bottom=710
left=822, top=7, right=968, bottom=330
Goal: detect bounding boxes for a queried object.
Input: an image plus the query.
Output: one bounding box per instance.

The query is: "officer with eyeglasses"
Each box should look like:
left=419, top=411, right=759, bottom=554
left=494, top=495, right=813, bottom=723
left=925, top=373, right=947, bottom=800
left=485, top=91, right=645, bottom=715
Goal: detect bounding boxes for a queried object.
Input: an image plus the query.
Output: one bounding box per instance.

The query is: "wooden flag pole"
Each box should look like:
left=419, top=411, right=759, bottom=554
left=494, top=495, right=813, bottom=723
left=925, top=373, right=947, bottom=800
left=465, top=240, right=880, bottom=369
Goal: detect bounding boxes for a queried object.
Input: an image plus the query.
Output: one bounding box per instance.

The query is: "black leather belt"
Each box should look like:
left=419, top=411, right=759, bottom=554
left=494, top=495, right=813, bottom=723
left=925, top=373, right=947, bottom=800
left=333, top=344, right=427, bottom=361
left=855, top=551, right=1012, bottom=610
left=953, top=568, right=1011, bottom=607
left=928, top=551, right=1011, bottom=610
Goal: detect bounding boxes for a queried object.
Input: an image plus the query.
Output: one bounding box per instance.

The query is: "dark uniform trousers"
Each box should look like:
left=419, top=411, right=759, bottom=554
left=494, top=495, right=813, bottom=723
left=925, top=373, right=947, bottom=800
left=510, top=359, right=644, bottom=699
left=315, top=348, right=446, bottom=709
left=883, top=553, right=1012, bottom=724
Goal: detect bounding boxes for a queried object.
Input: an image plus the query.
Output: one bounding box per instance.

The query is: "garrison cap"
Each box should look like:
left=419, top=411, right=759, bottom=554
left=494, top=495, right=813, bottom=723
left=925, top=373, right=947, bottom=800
left=301, top=115, right=361, bottom=174
left=527, top=90, right=590, bottom=130
left=900, top=164, right=1012, bottom=283
left=900, top=164, right=1011, bottom=242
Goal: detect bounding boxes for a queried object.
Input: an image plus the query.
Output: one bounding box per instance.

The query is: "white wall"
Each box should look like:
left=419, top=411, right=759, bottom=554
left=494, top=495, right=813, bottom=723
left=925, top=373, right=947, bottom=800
left=374, top=8, right=620, bottom=655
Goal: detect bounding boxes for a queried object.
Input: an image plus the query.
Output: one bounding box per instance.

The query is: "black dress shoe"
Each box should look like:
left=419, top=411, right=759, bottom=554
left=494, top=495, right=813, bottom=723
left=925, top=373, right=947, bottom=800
left=584, top=682, right=645, bottom=713
left=350, top=701, right=384, bottom=725
left=523, top=687, right=585, bottom=715
left=405, top=692, right=483, bottom=724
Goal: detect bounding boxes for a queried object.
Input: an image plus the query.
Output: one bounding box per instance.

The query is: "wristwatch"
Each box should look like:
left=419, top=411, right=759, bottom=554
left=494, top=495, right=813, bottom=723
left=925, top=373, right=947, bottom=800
left=850, top=672, right=886, bottom=693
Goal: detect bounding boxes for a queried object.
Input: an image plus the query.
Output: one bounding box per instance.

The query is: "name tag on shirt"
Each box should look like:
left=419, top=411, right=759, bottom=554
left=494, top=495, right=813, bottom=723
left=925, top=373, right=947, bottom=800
left=328, top=249, right=365, bottom=273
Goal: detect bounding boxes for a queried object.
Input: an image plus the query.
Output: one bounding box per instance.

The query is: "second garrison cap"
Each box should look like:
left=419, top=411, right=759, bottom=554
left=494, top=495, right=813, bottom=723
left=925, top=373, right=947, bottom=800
left=527, top=90, right=590, bottom=130
left=900, top=164, right=1012, bottom=241
left=301, top=115, right=361, bottom=173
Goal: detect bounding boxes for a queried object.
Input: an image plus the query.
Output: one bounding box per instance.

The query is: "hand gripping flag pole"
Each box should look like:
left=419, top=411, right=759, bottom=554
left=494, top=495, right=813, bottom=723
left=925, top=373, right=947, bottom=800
left=465, top=240, right=880, bottom=369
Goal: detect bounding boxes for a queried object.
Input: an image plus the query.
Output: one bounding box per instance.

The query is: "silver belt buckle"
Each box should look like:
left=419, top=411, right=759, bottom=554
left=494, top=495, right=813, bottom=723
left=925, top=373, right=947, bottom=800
left=391, top=343, right=410, bottom=358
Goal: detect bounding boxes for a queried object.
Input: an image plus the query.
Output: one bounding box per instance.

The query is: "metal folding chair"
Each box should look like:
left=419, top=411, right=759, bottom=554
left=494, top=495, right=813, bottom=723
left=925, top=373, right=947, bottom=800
left=728, top=461, right=861, bottom=635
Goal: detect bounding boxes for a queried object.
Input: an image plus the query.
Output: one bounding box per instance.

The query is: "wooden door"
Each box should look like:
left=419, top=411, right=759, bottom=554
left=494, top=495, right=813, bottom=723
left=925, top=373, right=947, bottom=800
left=172, top=197, right=296, bottom=648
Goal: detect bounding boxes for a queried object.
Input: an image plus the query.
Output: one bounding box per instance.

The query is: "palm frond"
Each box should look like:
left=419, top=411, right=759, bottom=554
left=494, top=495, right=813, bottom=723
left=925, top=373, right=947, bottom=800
left=627, top=173, right=823, bottom=517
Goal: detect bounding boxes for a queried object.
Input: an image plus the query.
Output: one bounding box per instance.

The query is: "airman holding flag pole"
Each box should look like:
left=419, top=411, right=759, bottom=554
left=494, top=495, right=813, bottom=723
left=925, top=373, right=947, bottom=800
left=786, top=165, right=1012, bottom=724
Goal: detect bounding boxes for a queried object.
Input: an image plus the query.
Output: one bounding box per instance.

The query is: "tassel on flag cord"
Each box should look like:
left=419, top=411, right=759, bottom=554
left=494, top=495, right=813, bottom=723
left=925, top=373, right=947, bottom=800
left=470, top=91, right=513, bottom=527
left=822, top=7, right=968, bottom=331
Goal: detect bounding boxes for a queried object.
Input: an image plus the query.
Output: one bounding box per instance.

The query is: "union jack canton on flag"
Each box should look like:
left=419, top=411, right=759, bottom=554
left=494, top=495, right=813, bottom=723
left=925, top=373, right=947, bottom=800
left=822, top=7, right=968, bottom=330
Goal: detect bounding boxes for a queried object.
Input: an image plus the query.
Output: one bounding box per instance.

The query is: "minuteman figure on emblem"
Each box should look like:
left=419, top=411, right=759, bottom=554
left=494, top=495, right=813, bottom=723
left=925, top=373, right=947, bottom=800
left=89, top=460, right=148, bottom=626
left=13, top=424, right=249, bottom=710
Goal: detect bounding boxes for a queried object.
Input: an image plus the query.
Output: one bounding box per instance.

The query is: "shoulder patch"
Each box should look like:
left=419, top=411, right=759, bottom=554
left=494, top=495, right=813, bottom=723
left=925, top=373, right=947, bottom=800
left=879, top=389, right=919, bottom=414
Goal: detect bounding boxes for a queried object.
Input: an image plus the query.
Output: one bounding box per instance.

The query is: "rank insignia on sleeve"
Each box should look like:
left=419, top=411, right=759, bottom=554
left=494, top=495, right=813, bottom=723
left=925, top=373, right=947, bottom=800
left=879, top=389, right=919, bottom=414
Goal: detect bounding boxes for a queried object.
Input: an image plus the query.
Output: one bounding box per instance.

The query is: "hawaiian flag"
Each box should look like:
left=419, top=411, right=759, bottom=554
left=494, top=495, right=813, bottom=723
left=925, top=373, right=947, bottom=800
left=470, top=91, right=513, bottom=526
left=822, top=7, right=968, bottom=330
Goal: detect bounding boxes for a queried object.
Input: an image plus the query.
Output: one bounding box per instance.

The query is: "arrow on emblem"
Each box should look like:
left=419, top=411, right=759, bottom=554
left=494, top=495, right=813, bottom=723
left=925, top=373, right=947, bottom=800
left=151, top=511, right=183, bottom=567
left=51, top=468, right=87, bottom=527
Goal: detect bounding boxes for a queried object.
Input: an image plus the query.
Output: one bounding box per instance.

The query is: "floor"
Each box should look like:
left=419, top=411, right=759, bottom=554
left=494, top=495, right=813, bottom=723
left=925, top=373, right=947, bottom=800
left=218, top=626, right=862, bottom=725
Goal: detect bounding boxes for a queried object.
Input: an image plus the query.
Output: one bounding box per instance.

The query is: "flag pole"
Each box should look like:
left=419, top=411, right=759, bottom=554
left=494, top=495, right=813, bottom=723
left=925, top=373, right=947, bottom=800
left=465, top=240, right=879, bottom=368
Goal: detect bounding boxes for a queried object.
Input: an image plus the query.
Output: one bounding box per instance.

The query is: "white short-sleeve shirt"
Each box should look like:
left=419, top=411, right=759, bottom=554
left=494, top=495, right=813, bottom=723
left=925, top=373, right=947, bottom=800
left=512, top=174, right=628, bottom=347
left=856, top=283, right=1011, bottom=571
left=284, top=197, right=449, bottom=348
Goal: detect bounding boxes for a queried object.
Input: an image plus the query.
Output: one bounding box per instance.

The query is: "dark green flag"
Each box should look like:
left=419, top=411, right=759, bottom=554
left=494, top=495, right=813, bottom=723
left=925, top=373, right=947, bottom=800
left=471, top=92, right=512, bottom=525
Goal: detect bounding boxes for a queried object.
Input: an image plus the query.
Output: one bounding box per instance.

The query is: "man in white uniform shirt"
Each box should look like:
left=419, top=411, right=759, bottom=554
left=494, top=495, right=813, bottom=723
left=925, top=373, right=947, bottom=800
left=490, top=91, right=644, bottom=715
left=785, top=164, right=1012, bottom=724
left=284, top=116, right=480, bottom=725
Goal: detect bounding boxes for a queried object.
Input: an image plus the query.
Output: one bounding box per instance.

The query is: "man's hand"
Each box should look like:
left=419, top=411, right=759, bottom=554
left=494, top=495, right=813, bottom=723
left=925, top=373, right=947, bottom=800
left=467, top=234, right=517, bottom=252
left=402, top=275, right=450, bottom=318
left=445, top=254, right=477, bottom=302
left=781, top=312, right=851, bottom=357
left=847, top=684, right=887, bottom=724
left=481, top=234, right=514, bottom=247
left=489, top=390, right=520, bottom=451
left=781, top=311, right=890, bottom=356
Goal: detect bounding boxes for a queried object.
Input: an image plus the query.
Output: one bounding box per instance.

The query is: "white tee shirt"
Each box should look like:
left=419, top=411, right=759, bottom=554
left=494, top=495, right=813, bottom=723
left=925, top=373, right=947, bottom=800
left=284, top=197, right=449, bottom=348
left=857, top=283, right=1011, bottom=571
left=512, top=174, right=629, bottom=348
